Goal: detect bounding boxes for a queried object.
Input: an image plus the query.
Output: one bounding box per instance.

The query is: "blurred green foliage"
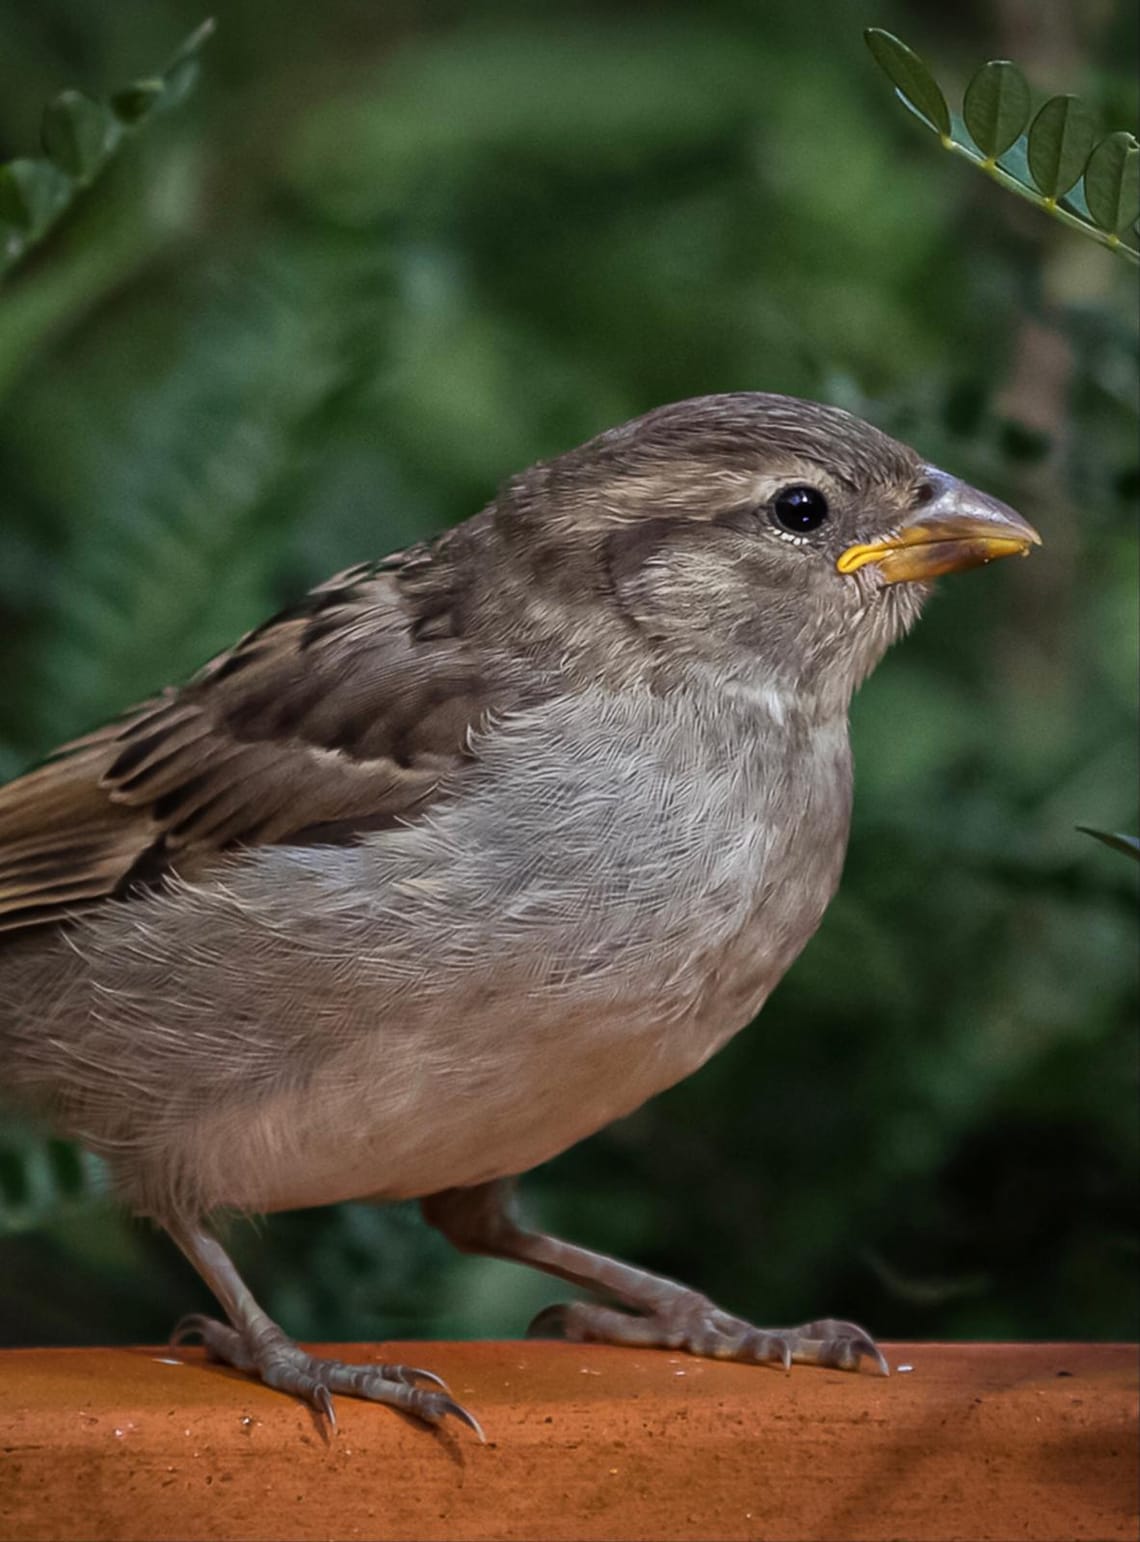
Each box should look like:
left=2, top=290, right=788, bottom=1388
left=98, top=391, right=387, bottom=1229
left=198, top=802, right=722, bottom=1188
left=0, top=20, right=215, bottom=279
left=0, top=0, right=1136, bottom=1352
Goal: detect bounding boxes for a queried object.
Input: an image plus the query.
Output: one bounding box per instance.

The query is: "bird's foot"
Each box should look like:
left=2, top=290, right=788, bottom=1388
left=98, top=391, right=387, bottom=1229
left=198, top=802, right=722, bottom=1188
left=171, top=1314, right=484, bottom=1436
left=528, top=1296, right=888, bottom=1375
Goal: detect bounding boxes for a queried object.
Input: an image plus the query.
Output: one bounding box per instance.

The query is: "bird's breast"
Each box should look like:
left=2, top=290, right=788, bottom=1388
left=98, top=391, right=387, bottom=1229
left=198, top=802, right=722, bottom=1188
left=194, top=686, right=853, bottom=1210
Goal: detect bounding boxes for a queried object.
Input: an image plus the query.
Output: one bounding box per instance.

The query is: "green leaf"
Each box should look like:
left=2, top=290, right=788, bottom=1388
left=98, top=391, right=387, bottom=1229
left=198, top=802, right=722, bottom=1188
left=1077, top=827, right=1140, bottom=862
left=41, top=90, right=121, bottom=181
left=1027, top=94, right=1098, bottom=199
left=1083, top=132, right=1140, bottom=234
left=963, top=61, right=1031, bottom=160
left=0, top=1131, right=109, bottom=1232
left=160, top=53, right=203, bottom=112
left=0, top=225, right=24, bottom=268
left=110, top=21, right=217, bottom=120
left=2, top=19, right=213, bottom=281
left=0, top=158, right=71, bottom=235
left=155, top=17, right=217, bottom=109
left=110, top=78, right=166, bottom=125
left=165, top=16, right=217, bottom=70
left=864, top=29, right=950, bottom=138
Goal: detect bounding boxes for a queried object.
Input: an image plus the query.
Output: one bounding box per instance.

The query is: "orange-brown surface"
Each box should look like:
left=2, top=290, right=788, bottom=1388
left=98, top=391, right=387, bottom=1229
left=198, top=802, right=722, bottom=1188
left=0, top=1341, right=1135, bottom=1542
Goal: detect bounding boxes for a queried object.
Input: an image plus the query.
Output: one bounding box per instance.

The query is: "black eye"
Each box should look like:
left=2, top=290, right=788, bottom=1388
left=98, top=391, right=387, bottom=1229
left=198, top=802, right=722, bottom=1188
left=771, top=484, right=829, bottom=535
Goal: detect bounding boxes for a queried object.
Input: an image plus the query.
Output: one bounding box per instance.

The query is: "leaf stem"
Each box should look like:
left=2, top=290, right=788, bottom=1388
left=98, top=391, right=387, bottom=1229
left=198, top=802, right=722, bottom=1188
left=941, top=135, right=1140, bottom=265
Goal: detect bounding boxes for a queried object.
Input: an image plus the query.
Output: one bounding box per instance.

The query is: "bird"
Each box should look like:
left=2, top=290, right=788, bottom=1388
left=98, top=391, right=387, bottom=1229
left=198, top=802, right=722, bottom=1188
left=0, top=392, right=1039, bottom=1435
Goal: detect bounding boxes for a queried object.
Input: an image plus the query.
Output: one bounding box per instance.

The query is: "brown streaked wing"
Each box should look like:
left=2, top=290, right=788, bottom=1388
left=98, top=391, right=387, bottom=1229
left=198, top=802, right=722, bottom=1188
left=0, top=549, right=501, bottom=935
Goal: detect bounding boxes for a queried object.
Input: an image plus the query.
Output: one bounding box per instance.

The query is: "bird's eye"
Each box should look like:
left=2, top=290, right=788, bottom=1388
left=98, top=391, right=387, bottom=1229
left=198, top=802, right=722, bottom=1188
left=771, top=484, right=829, bottom=535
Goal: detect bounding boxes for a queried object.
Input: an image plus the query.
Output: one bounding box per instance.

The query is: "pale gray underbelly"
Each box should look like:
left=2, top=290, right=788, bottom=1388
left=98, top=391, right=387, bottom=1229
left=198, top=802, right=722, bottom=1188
left=193, top=940, right=782, bottom=1215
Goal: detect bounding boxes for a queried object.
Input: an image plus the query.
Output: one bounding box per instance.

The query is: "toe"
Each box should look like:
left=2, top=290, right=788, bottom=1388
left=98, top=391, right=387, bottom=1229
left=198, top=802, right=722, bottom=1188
left=794, top=1318, right=889, bottom=1375
left=378, top=1363, right=451, bottom=1392
left=166, top=1316, right=482, bottom=1434
left=169, top=1314, right=256, bottom=1371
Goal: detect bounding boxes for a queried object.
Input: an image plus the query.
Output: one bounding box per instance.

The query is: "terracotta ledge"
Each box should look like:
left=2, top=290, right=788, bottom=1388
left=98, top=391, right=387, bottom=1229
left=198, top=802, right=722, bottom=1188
left=0, top=1342, right=1136, bottom=1542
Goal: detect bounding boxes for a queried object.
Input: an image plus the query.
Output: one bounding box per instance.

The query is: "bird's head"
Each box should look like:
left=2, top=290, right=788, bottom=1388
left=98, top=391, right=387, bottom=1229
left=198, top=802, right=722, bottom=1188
left=496, top=392, right=1040, bottom=715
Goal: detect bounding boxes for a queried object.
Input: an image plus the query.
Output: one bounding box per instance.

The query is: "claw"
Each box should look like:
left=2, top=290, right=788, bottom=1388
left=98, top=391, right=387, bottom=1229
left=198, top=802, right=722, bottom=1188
left=817, top=1322, right=888, bottom=1375
left=313, top=1384, right=337, bottom=1428
left=169, top=1314, right=207, bottom=1346
left=526, top=1304, right=568, bottom=1338
left=439, top=1398, right=486, bottom=1443
left=387, top=1364, right=450, bottom=1392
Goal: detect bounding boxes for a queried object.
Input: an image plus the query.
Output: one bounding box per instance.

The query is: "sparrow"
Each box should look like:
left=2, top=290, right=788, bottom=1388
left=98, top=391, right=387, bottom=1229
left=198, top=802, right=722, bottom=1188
left=0, top=393, right=1039, bottom=1435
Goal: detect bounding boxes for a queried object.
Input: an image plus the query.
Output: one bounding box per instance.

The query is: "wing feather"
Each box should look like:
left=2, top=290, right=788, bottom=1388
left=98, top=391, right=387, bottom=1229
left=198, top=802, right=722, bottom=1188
left=0, top=538, right=506, bottom=934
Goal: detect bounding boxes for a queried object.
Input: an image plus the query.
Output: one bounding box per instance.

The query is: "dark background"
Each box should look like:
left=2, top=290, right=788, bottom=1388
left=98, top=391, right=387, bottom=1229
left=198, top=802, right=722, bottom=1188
left=1, top=0, right=1136, bottom=1351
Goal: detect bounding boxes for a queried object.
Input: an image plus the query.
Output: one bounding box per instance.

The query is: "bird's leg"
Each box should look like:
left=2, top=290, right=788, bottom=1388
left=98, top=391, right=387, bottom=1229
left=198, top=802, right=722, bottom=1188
left=421, top=1180, right=887, bottom=1375
left=165, top=1219, right=483, bottom=1434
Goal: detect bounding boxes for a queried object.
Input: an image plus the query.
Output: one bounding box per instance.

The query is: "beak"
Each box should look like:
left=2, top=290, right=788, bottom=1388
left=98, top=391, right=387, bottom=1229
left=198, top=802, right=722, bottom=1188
left=836, top=468, right=1042, bottom=583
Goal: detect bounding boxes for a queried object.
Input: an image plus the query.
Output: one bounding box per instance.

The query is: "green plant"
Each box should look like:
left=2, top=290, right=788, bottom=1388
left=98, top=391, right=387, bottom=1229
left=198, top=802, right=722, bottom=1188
left=0, top=1128, right=108, bottom=1236
left=1077, top=828, right=1140, bottom=861
left=866, top=28, right=1139, bottom=264
left=0, top=19, right=213, bottom=280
